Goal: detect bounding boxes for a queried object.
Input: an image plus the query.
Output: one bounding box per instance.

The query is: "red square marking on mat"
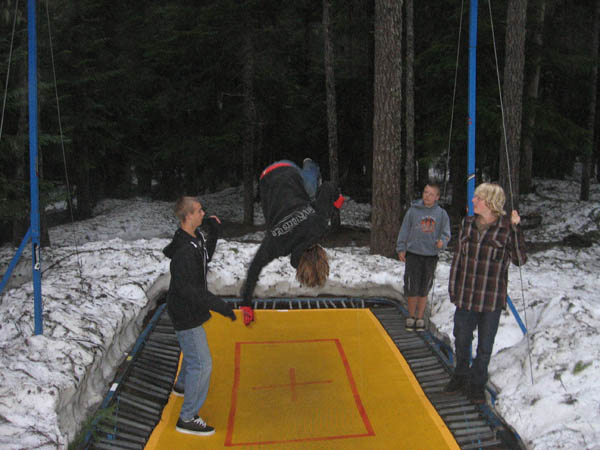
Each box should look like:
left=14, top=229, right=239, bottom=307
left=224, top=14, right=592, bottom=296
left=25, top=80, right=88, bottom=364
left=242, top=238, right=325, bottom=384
left=224, top=339, right=375, bottom=446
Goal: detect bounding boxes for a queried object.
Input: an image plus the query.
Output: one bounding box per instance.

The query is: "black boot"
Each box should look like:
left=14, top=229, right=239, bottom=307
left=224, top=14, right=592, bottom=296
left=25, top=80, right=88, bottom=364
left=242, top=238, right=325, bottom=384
left=443, top=374, right=467, bottom=394
left=468, top=383, right=486, bottom=404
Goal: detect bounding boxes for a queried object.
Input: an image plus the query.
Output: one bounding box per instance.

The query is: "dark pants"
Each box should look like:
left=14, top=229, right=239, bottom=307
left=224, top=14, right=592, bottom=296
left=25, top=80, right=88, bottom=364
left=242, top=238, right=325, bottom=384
left=453, top=307, right=502, bottom=388
left=404, top=252, right=438, bottom=297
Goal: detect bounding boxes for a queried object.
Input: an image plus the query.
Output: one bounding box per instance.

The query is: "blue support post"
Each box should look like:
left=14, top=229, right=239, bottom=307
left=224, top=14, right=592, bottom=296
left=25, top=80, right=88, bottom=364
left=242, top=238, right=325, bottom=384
left=465, top=0, right=478, bottom=366
left=28, top=0, right=43, bottom=335
left=506, top=295, right=528, bottom=335
left=467, top=0, right=478, bottom=216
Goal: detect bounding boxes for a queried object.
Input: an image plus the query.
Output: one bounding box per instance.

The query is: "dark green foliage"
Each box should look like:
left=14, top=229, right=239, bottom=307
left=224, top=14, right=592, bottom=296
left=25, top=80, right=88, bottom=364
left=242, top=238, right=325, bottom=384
left=0, top=0, right=597, bottom=242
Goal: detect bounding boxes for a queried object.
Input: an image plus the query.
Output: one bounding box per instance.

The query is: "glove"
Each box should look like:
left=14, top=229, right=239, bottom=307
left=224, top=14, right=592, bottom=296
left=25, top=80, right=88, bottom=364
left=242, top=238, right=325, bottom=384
left=333, top=194, right=345, bottom=209
left=241, top=306, right=254, bottom=326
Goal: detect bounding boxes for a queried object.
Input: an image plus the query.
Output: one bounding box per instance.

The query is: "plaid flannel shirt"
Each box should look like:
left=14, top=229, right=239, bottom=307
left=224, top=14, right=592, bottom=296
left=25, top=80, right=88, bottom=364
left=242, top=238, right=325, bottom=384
left=449, top=215, right=527, bottom=312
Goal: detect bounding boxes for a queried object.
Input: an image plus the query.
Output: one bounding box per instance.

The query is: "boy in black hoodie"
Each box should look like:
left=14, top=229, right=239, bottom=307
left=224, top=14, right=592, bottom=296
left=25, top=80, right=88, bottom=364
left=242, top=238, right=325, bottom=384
left=163, top=196, right=236, bottom=436
left=240, top=161, right=344, bottom=325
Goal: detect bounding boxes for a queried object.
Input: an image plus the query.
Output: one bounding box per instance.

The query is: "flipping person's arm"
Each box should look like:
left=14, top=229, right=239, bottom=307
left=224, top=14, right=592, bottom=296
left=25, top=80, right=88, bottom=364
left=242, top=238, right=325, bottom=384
left=313, top=181, right=338, bottom=218
left=241, top=239, right=274, bottom=307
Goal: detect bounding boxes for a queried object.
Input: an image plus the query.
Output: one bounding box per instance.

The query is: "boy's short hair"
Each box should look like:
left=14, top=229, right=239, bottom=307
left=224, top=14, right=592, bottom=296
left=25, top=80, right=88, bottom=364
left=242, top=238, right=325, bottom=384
left=174, top=196, right=199, bottom=223
left=474, top=183, right=506, bottom=216
left=425, top=182, right=441, bottom=195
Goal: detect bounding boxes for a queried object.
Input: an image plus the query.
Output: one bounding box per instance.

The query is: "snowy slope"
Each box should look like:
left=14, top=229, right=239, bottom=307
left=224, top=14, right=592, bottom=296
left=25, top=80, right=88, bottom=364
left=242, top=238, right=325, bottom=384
left=0, top=178, right=598, bottom=449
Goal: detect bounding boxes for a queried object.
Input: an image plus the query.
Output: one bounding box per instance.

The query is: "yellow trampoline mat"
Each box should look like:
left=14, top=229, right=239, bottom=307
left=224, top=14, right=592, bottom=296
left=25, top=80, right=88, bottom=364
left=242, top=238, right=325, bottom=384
left=145, top=309, right=458, bottom=450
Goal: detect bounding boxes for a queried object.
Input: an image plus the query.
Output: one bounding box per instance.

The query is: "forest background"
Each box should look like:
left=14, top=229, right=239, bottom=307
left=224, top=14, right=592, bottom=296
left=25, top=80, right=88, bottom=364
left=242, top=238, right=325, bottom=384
left=1, top=0, right=599, bottom=257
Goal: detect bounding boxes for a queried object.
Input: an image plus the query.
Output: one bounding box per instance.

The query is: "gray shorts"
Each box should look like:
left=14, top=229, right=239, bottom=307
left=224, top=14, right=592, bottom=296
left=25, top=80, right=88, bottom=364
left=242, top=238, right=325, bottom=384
left=404, top=252, right=438, bottom=297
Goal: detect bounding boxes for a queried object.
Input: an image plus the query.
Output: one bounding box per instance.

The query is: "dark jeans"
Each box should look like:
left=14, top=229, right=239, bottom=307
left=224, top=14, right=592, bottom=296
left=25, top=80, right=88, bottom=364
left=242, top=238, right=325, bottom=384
left=453, top=307, right=502, bottom=388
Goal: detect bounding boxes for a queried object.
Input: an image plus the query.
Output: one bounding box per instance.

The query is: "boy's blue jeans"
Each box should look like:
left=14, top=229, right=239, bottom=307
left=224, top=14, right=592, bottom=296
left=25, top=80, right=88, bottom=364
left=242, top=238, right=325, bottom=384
left=174, top=325, right=212, bottom=421
left=452, top=307, right=501, bottom=387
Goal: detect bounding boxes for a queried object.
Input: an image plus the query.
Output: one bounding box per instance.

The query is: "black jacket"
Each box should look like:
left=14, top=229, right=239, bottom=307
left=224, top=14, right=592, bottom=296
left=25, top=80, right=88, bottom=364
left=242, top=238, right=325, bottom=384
left=241, top=165, right=337, bottom=306
left=163, top=218, right=234, bottom=330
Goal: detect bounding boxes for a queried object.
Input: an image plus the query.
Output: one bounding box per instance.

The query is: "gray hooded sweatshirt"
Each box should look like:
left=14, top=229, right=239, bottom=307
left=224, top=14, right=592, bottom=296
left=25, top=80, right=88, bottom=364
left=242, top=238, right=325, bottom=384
left=396, top=199, right=451, bottom=256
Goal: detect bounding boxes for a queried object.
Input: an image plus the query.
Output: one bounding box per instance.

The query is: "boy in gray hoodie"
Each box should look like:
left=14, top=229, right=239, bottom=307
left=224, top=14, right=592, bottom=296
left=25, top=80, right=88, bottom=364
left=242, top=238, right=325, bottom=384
left=396, top=183, right=450, bottom=332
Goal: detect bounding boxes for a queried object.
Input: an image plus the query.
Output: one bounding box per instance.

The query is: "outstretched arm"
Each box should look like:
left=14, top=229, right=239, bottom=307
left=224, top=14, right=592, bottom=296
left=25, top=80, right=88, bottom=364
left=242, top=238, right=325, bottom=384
left=241, top=239, right=273, bottom=307
left=313, top=181, right=340, bottom=218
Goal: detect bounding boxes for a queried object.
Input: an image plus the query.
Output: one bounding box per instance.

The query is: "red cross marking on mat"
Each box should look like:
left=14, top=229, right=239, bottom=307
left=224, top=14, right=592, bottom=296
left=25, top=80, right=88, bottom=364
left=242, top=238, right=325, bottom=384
left=252, top=368, right=332, bottom=401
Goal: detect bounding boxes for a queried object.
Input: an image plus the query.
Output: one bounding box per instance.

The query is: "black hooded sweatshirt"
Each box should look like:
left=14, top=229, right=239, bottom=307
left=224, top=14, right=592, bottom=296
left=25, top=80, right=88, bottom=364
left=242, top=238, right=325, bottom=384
left=163, top=218, right=234, bottom=330
left=241, top=165, right=337, bottom=306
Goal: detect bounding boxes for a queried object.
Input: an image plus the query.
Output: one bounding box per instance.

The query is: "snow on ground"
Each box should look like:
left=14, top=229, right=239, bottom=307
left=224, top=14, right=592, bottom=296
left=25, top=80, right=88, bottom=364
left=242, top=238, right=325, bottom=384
left=0, top=178, right=599, bottom=449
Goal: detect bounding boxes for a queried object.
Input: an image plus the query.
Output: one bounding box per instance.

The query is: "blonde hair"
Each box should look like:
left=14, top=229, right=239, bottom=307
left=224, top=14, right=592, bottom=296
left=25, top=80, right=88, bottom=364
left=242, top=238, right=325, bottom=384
left=174, top=196, right=199, bottom=223
left=474, top=183, right=506, bottom=216
left=296, top=245, right=329, bottom=287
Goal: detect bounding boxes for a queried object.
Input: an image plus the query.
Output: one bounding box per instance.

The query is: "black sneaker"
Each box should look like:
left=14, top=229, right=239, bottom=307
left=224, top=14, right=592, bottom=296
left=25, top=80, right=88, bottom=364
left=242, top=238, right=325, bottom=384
left=469, top=384, right=486, bottom=404
left=176, top=416, right=215, bottom=436
left=172, top=384, right=184, bottom=397
left=415, top=318, right=425, bottom=332
left=443, top=375, right=467, bottom=394
left=405, top=317, right=416, bottom=332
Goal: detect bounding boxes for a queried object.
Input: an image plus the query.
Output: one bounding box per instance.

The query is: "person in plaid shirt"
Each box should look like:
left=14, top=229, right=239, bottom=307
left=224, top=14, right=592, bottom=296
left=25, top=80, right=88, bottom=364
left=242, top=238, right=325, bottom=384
left=444, top=183, right=527, bottom=404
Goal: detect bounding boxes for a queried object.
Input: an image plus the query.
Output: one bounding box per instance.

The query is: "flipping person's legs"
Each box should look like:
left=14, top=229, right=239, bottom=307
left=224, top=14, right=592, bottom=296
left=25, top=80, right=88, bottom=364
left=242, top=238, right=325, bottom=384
left=301, top=158, right=321, bottom=201
left=259, top=160, right=302, bottom=224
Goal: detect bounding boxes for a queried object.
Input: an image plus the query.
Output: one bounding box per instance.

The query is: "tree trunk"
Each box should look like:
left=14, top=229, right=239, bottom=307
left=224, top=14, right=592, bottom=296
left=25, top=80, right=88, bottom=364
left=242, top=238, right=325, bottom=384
left=580, top=0, right=600, bottom=200
left=499, top=0, right=528, bottom=211
left=404, top=0, right=415, bottom=206
left=363, top=1, right=375, bottom=194
left=37, top=111, right=51, bottom=247
left=12, top=50, right=28, bottom=247
left=371, top=0, right=403, bottom=257
left=11, top=140, right=27, bottom=247
left=74, top=142, right=93, bottom=220
left=596, top=73, right=600, bottom=182
left=242, top=31, right=256, bottom=225
left=521, top=0, right=546, bottom=194
left=323, top=0, right=340, bottom=229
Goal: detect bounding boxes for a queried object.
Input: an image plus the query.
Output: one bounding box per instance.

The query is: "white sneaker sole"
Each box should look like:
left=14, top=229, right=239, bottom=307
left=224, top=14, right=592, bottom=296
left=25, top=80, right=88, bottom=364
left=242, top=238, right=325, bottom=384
left=175, top=426, right=215, bottom=436
left=172, top=390, right=184, bottom=397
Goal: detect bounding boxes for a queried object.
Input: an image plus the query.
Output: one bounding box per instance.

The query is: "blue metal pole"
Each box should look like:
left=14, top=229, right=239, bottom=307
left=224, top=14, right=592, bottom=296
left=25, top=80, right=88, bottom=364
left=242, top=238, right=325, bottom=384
left=465, top=0, right=479, bottom=365
left=467, top=0, right=478, bottom=216
left=28, top=0, right=43, bottom=335
left=507, top=295, right=528, bottom=335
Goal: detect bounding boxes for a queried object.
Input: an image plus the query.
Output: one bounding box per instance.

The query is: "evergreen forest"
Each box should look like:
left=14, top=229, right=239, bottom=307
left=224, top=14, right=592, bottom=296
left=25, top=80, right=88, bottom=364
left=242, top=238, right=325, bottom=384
left=0, top=0, right=599, bottom=252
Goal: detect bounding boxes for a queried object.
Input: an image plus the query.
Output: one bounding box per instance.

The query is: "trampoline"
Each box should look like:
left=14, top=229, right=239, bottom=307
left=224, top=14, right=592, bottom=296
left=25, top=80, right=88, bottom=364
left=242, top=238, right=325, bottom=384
left=83, top=298, right=524, bottom=450
left=146, top=309, right=457, bottom=449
